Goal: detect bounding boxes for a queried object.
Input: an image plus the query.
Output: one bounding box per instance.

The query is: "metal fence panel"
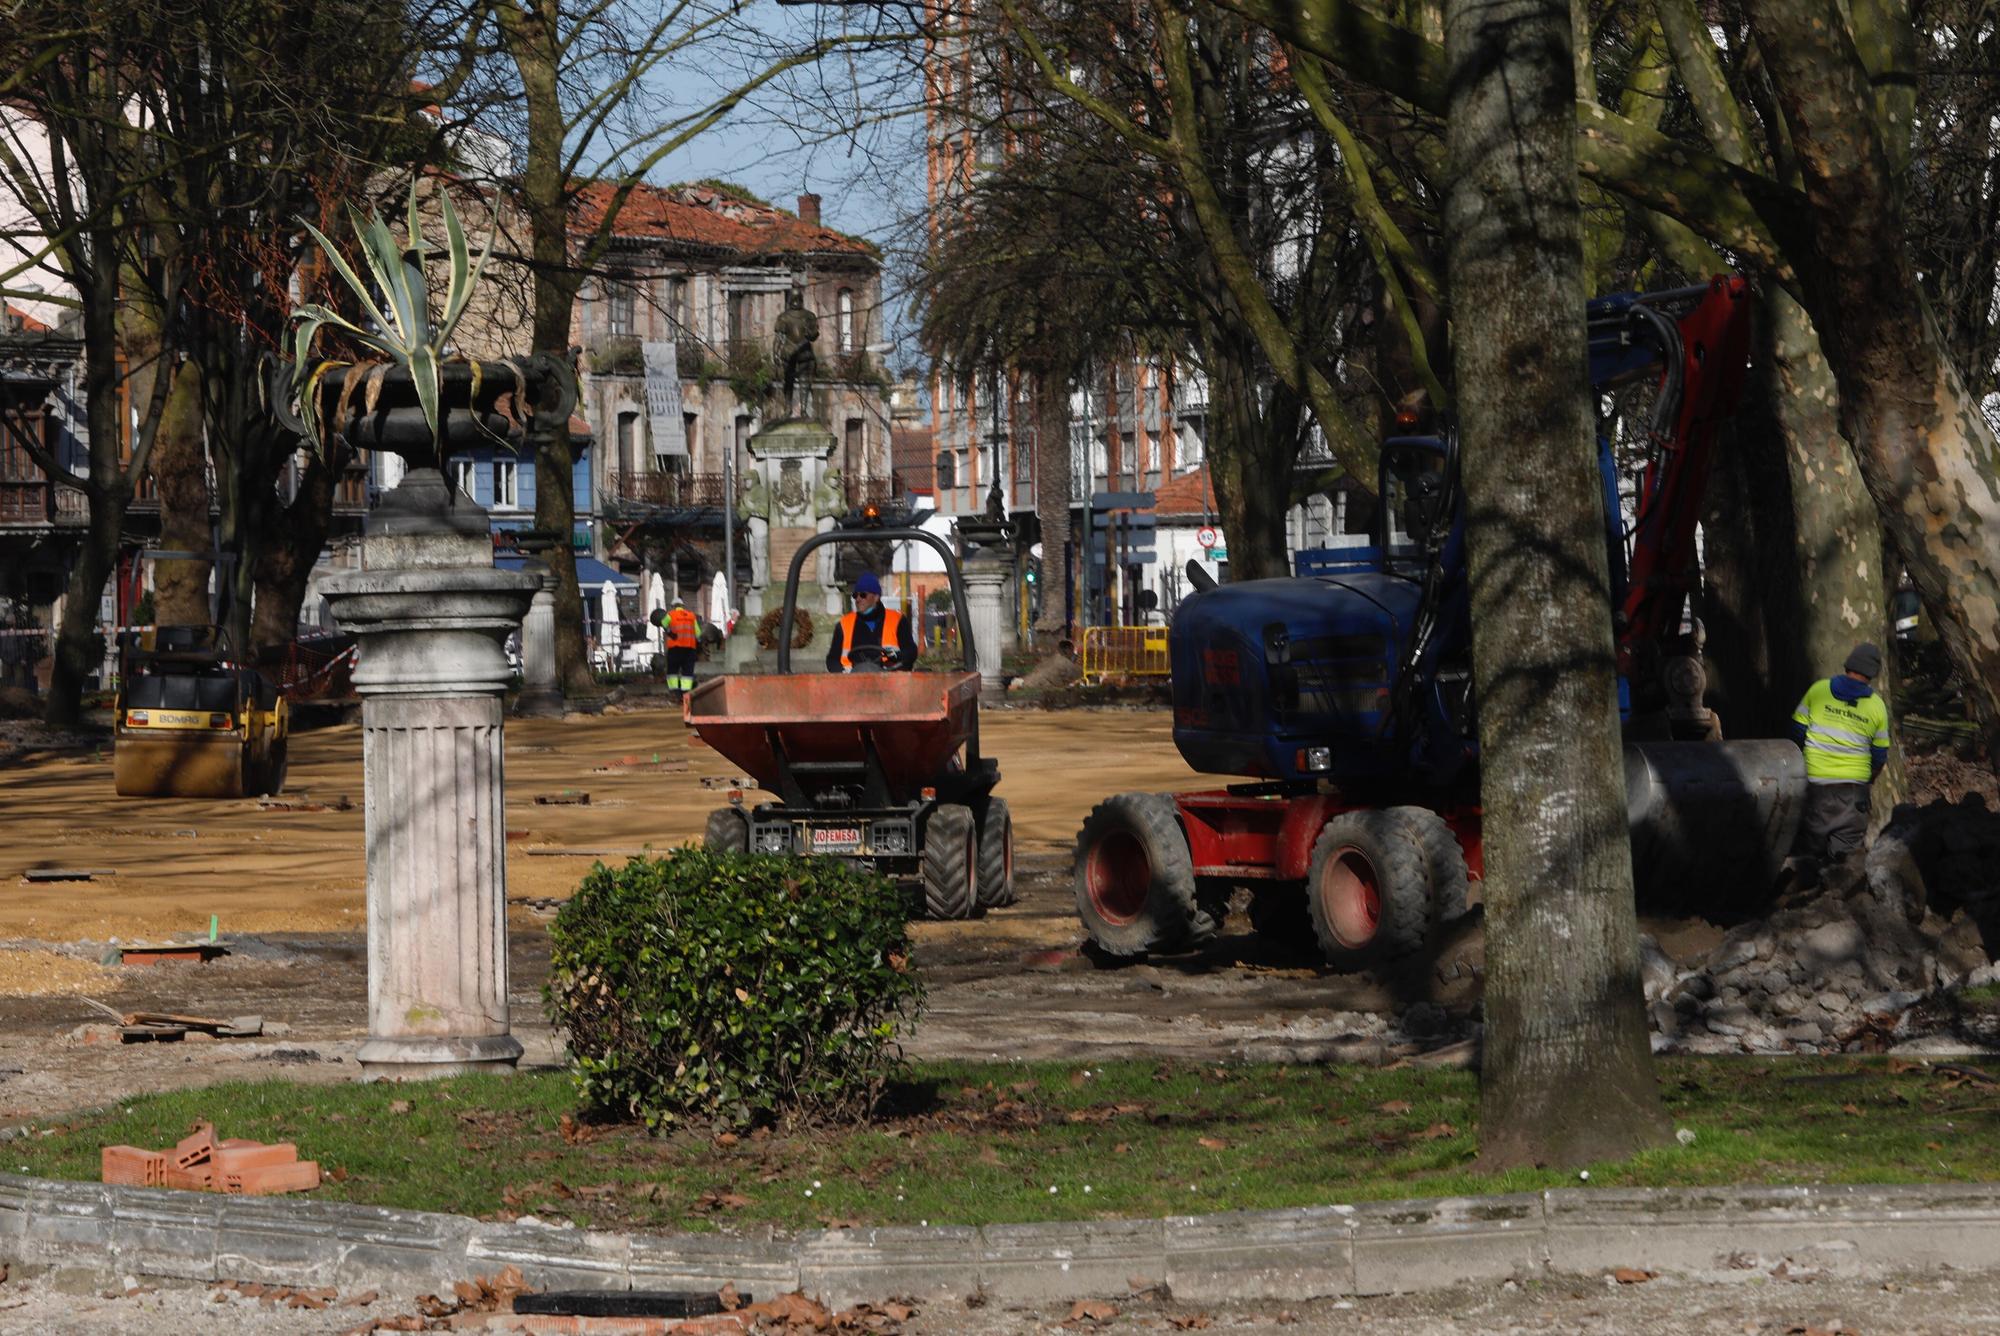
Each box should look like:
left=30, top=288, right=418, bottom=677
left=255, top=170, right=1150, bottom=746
left=1079, top=625, right=1171, bottom=684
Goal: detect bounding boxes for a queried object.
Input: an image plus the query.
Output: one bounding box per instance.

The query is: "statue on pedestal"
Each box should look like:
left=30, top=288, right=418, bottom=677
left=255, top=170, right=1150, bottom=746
left=738, top=470, right=772, bottom=588
left=773, top=289, right=819, bottom=420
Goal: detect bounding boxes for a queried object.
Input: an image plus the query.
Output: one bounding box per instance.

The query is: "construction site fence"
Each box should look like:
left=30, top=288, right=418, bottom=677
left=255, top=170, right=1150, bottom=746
left=1079, top=625, right=1171, bottom=684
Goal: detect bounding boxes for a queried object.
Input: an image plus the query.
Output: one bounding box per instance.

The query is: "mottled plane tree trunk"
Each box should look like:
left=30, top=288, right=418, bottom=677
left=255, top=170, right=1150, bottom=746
left=1031, top=369, right=1074, bottom=644
left=1442, top=0, right=1667, bottom=1167
left=1738, top=0, right=2000, bottom=762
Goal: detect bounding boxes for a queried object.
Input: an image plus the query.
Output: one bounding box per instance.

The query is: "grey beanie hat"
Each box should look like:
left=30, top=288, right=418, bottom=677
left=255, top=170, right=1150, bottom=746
left=1844, top=642, right=1883, bottom=679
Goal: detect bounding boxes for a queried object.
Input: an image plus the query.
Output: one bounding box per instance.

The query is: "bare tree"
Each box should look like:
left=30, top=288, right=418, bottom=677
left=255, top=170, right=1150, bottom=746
left=479, top=0, right=902, bottom=692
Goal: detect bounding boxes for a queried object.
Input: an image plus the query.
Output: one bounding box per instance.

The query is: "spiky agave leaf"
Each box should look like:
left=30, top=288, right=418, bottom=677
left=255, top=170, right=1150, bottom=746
left=350, top=202, right=422, bottom=351
left=298, top=221, right=397, bottom=339
left=434, top=188, right=495, bottom=352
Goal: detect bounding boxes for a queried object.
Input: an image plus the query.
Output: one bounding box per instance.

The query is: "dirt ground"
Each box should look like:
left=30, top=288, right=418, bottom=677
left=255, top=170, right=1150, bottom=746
left=0, top=705, right=1459, bottom=1123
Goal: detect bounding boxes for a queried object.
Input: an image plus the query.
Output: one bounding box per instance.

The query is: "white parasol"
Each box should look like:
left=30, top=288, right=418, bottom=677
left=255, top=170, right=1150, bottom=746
left=598, top=580, right=621, bottom=659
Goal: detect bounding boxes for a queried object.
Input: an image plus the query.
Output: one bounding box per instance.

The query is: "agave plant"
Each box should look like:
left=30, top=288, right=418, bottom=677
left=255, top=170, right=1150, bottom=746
left=285, top=181, right=497, bottom=457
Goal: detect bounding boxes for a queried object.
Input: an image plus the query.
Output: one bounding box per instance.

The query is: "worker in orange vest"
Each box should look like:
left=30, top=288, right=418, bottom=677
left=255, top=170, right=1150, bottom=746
left=663, top=595, right=702, bottom=700
left=826, top=571, right=916, bottom=672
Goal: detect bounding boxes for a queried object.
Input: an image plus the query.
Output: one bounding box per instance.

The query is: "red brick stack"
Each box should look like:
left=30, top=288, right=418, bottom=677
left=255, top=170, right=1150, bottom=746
left=101, top=1121, right=322, bottom=1195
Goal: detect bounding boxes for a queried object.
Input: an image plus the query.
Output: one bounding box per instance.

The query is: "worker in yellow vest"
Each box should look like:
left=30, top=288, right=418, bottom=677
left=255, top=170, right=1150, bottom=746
left=662, top=596, right=701, bottom=700
left=826, top=571, right=916, bottom=672
left=1788, top=642, right=1892, bottom=860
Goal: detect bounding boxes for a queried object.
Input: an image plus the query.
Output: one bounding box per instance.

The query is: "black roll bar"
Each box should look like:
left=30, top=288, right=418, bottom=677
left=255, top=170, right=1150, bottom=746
left=777, top=527, right=979, bottom=676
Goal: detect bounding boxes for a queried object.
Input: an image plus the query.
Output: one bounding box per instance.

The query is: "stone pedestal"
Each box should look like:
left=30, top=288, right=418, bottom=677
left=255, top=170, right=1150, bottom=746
left=738, top=419, right=841, bottom=624
left=514, top=565, right=563, bottom=717
left=962, top=562, right=1010, bottom=693
left=323, top=470, right=537, bottom=1081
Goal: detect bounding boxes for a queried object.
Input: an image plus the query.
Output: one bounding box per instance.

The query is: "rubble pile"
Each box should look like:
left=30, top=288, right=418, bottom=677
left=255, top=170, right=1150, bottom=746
left=1648, top=796, right=2000, bottom=1055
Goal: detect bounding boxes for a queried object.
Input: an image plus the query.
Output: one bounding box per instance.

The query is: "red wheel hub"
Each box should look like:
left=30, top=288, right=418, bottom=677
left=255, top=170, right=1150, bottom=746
left=1317, top=846, right=1381, bottom=948
left=1087, top=829, right=1150, bottom=925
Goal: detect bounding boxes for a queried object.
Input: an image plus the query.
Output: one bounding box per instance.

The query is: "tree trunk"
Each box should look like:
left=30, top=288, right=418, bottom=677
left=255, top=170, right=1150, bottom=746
left=149, top=363, right=212, bottom=625
left=249, top=440, right=344, bottom=662
left=1743, top=0, right=2000, bottom=762
left=1200, top=332, right=1294, bottom=582
left=1443, top=0, right=1667, bottom=1167
left=495, top=0, right=592, bottom=696
left=1705, top=289, right=1893, bottom=738
left=1032, top=366, right=1074, bottom=644
left=46, top=499, right=123, bottom=727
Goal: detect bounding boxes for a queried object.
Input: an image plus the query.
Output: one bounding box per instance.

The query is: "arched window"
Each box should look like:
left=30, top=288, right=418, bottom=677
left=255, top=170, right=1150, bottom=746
left=837, top=287, right=856, bottom=353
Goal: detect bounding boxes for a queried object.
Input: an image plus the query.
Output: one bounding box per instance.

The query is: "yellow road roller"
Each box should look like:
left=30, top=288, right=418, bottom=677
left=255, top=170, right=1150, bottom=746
left=112, top=626, right=289, bottom=798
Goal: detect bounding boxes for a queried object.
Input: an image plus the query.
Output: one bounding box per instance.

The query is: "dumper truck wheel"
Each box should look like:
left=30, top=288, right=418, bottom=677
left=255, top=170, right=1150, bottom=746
left=921, top=803, right=980, bottom=920
left=1074, top=792, right=1200, bottom=957
left=1306, top=810, right=1431, bottom=971
left=703, top=806, right=749, bottom=853
left=975, top=797, right=1016, bottom=908
left=1386, top=806, right=1469, bottom=927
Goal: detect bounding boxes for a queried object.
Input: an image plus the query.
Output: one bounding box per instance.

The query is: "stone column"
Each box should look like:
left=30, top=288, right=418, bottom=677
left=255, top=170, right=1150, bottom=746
left=961, top=561, right=1009, bottom=693
left=515, top=565, right=562, bottom=718
left=324, top=472, right=537, bottom=1081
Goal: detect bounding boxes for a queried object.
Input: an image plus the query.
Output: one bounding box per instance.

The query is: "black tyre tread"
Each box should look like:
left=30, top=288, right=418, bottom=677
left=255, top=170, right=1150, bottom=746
left=703, top=806, right=748, bottom=853
left=1307, top=810, right=1432, bottom=971
left=975, top=797, right=1016, bottom=908
left=1386, top=805, right=1470, bottom=927
left=922, top=803, right=979, bottom=920
left=1072, top=792, right=1199, bottom=957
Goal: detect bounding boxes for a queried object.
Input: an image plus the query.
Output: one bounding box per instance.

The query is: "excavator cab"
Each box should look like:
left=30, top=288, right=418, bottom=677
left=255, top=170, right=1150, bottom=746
left=113, top=625, right=289, bottom=798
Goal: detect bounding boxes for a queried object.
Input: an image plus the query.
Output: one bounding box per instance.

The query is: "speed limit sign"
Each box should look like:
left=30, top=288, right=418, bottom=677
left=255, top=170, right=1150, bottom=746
left=1195, top=526, right=1218, bottom=549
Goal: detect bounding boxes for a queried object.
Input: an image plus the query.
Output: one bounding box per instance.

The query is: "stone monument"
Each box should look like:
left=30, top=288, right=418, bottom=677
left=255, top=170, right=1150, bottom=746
left=956, top=481, right=1017, bottom=692
left=723, top=292, right=849, bottom=668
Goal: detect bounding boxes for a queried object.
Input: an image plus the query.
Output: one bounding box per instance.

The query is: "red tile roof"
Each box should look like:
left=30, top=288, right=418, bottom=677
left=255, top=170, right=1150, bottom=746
left=1153, top=466, right=1217, bottom=518
left=571, top=182, right=875, bottom=260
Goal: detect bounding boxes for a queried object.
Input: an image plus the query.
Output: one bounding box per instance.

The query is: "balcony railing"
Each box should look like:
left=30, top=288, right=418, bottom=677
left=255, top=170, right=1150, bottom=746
left=606, top=471, right=731, bottom=510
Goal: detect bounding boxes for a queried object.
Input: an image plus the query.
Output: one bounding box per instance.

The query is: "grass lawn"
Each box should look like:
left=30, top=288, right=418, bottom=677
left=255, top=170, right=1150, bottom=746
left=10, top=1057, right=1998, bottom=1234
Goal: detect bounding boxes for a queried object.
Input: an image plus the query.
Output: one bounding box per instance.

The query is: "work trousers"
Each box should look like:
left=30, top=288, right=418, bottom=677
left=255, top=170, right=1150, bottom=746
left=665, top=646, right=698, bottom=694
left=1799, top=781, right=1870, bottom=861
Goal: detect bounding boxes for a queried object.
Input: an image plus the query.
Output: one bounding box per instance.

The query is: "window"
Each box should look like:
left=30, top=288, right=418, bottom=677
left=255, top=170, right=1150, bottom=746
left=837, top=287, right=856, bottom=353
left=935, top=450, right=956, bottom=490
left=494, top=460, right=518, bottom=509
left=616, top=411, right=639, bottom=480
left=665, top=277, right=689, bottom=331
left=727, top=290, right=755, bottom=345
left=1120, top=431, right=1137, bottom=488
left=844, top=418, right=863, bottom=476
left=684, top=412, right=700, bottom=458
left=606, top=273, right=636, bottom=338
left=451, top=457, right=477, bottom=499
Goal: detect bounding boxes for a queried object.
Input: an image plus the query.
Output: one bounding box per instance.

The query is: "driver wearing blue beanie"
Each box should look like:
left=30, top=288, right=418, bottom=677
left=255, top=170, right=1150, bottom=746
left=827, top=571, right=917, bottom=672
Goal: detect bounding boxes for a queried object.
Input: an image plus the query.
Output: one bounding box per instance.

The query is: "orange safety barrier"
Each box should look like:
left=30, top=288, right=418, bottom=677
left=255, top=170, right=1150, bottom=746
left=1079, top=625, right=1171, bottom=684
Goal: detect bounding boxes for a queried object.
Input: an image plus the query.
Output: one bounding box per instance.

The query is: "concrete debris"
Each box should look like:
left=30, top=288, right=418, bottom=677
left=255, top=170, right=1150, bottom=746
left=1649, top=837, right=1999, bottom=1055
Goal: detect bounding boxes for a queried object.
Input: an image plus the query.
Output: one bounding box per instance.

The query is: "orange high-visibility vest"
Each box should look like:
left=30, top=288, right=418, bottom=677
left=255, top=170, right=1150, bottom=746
left=666, top=606, right=699, bottom=650
left=838, top=608, right=901, bottom=668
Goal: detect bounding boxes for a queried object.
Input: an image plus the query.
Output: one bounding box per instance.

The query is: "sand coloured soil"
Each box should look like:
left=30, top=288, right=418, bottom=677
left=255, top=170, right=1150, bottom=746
left=0, top=707, right=1195, bottom=943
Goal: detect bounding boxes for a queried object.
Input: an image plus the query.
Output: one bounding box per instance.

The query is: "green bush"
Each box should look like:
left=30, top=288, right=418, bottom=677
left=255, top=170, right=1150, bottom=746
left=545, top=849, right=922, bottom=1129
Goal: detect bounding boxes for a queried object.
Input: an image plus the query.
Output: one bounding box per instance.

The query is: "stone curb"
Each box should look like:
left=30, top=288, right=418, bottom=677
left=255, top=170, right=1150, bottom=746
left=2, top=1174, right=1999, bottom=1305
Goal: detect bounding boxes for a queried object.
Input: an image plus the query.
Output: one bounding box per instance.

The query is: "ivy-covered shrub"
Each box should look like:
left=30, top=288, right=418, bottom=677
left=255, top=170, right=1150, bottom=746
left=545, top=849, right=922, bottom=1128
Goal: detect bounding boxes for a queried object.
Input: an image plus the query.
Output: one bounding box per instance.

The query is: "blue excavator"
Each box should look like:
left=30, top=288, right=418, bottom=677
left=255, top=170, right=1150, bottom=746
left=1073, top=275, right=1807, bottom=967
